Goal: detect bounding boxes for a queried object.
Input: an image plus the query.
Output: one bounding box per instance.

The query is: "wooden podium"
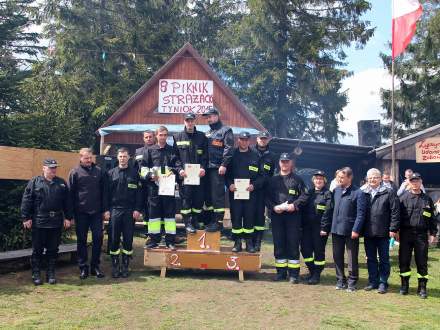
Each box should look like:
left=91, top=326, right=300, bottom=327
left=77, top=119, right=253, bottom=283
left=144, top=230, right=261, bottom=281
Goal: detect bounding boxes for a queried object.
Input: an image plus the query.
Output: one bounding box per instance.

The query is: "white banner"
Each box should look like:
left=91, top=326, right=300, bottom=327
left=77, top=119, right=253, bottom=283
left=158, top=79, right=213, bottom=114
left=416, top=137, right=440, bottom=163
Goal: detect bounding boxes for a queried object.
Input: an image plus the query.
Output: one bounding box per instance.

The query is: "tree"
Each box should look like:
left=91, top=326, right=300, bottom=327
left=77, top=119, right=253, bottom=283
left=381, top=1, right=440, bottom=139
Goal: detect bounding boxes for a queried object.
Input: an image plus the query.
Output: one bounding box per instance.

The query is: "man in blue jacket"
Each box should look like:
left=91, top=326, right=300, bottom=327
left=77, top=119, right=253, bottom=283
left=323, top=167, right=366, bottom=292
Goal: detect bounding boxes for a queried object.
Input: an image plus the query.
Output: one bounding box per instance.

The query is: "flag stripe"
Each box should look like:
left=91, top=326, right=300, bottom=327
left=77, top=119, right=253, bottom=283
left=392, top=1, right=422, bottom=59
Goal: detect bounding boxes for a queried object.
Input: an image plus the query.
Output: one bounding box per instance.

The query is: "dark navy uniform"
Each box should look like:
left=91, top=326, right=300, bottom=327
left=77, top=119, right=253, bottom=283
left=135, top=144, right=154, bottom=232
left=21, top=159, right=72, bottom=285
left=173, top=125, right=208, bottom=232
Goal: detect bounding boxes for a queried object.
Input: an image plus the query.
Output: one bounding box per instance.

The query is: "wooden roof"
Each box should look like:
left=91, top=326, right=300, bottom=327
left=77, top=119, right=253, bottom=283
left=99, top=43, right=265, bottom=131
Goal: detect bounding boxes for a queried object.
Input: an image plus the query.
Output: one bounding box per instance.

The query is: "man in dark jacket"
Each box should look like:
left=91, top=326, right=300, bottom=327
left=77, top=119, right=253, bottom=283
left=103, top=148, right=144, bottom=278
left=361, top=168, right=399, bottom=294
left=173, top=113, right=208, bottom=234
left=68, top=148, right=105, bottom=279
left=251, top=131, right=276, bottom=251
left=324, top=167, right=366, bottom=292
left=399, top=173, right=437, bottom=298
left=202, top=107, right=234, bottom=232
left=21, top=158, right=73, bottom=285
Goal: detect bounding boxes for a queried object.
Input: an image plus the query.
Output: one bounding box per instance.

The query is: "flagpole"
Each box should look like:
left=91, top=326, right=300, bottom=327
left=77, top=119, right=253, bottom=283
left=391, top=58, right=396, bottom=181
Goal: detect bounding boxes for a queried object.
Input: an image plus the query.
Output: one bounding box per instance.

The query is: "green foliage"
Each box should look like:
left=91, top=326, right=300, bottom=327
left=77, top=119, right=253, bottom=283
left=380, top=1, right=440, bottom=139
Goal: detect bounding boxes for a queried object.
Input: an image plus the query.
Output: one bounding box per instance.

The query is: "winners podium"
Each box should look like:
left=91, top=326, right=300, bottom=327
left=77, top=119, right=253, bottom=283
left=144, top=230, right=261, bottom=281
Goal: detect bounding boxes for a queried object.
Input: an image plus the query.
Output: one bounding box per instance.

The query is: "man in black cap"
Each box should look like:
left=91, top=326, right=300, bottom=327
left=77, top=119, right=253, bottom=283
left=398, top=172, right=437, bottom=298
left=173, top=113, right=208, bottom=234
left=68, top=148, right=105, bottom=279
left=202, top=107, right=234, bottom=232
left=226, top=131, right=263, bottom=252
left=103, top=148, right=144, bottom=278
left=21, top=158, right=73, bottom=285
left=265, top=153, right=308, bottom=283
left=301, top=170, right=332, bottom=284
left=252, top=131, right=276, bottom=251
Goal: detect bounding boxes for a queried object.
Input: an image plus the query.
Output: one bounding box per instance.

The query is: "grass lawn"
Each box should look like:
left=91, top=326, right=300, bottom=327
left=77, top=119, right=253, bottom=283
left=1, top=235, right=439, bottom=330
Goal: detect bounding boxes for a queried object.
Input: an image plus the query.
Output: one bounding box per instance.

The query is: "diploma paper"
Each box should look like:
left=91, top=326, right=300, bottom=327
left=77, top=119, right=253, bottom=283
left=184, top=164, right=200, bottom=185
left=159, top=174, right=176, bottom=196
left=234, top=179, right=250, bottom=200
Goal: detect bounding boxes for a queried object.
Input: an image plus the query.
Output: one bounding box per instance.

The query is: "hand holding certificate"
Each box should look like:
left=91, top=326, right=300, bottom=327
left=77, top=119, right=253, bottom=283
left=159, top=174, right=176, bottom=196
left=183, top=164, right=200, bottom=185
left=234, top=179, right=250, bottom=200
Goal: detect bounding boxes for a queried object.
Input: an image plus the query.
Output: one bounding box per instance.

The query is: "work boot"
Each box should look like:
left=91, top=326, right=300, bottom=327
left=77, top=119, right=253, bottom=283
left=79, top=265, right=89, bottom=280
left=90, top=265, right=105, bottom=278
left=205, top=219, right=219, bottom=232
left=184, top=216, right=196, bottom=234
left=417, top=279, right=427, bottom=299
left=111, top=255, right=120, bottom=278
left=245, top=238, right=256, bottom=253
left=166, top=243, right=176, bottom=251
left=399, top=276, right=409, bottom=295
left=308, top=269, right=322, bottom=285
left=302, top=261, right=314, bottom=282
left=288, top=269, right=300, bottom=284
left=121, top=254, right=130, bottom=278
left=273, top=268, right=287, bottom=281
left=31, top=258, right=42, bottom=286
left=232, top=238, right=242, bottom=252
left=46, top=258, right=57, bottom=285
left=253, top=231, right=263, bottom=252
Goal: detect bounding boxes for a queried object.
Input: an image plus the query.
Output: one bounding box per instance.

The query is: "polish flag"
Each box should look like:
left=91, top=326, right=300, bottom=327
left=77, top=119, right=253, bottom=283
left=392, top=0, right=423, bottom=59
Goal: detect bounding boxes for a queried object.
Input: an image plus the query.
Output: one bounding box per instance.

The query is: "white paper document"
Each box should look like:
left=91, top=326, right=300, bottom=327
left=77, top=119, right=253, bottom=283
left=159, top=174, right=176, bottom=196
left=184, top=164, right=200, bottom=185
left=234, top=179, right=250, bottom=200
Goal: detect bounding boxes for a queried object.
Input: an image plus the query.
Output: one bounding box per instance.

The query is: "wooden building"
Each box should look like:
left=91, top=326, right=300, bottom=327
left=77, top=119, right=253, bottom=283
left=98, top=43, right=265, bottom=154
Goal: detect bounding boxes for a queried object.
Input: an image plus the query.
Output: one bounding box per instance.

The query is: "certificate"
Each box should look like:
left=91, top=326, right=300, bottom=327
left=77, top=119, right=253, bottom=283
left=234, top=179, right=250, bottom=200
left=159, top=174, right=176, bottom=196
left=184, top=164, right=200, bottom=186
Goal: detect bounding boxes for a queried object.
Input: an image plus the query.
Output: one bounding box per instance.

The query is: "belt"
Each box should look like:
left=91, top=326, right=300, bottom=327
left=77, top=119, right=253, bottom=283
left=38, top=211, right=63, bottom=218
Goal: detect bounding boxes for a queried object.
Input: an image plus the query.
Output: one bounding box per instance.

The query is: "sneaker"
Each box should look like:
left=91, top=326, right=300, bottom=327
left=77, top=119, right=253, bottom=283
left=364, top=284, right=378, bottom=291
left=346, top=286, right=356, bottom=292
left=377, top=283, right=387, bottom=294
left=335, top=281, right=347, bottom=290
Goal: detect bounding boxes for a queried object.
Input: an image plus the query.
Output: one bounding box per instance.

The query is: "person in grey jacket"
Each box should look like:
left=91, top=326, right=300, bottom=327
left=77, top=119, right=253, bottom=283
left=323, top=167, right=366, bottom=292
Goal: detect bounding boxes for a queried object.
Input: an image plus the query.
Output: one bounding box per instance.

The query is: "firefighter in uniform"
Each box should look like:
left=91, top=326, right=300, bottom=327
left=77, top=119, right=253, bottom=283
left=265, top=153, right=308, bottom=283
left=142, top=126, right=183, bottom=250
left=252, top=131, right=276, bottom=251
left=173, top=113, right=208, bottom=234
left=21, top=158, right=73, bottom=285
left=399, top=173, right=437, bottom=298
left=226, top=131, right=264, bottom=253
left=301, top=170, right=332, bottom=285
left=103, top=148, right=144, bottom=278
left=134, top=130, right=155, bottom=240
left=202, top=107, right=234, bottom=232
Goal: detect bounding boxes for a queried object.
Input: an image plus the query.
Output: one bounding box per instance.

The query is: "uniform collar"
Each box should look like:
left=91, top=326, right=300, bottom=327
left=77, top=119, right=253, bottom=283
left=209, top=120, right=222, bottom=130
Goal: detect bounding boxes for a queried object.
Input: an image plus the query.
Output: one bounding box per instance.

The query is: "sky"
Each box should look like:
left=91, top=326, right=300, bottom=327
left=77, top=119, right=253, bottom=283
left=339, top=0, right=393, bottom=145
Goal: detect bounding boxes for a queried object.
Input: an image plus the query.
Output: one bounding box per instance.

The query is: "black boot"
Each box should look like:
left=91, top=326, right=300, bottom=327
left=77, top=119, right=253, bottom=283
left=121, top=254, right=130, bottom=278
left=79, top=265, right=89, bottom=280
left=46, top=258, right=57, bottom=285
left=90, top=265, right=105, bottom=278
left=288, top=268, right=300, bottom=284
left=273, top=268, right=287, bottom=281
left=400, top=276, right=409, bottom=295
left=31, top=257, right=42, bottom=286
left=205, top=219, right=219, bottom=232
left=308, top=266, right=323, bottom=285
left=245, top=238, right=256, bottom=253
left=253, top=231, right=263, bottom=252
left=184, top=216, right=196, bottom=234
left=303, top=261, right=315, bottom=282
left=111, top=255, right=120, bottom=278
left=232, top=238, right=242, bottom=252
left=417, top=278, right=427, bottom=299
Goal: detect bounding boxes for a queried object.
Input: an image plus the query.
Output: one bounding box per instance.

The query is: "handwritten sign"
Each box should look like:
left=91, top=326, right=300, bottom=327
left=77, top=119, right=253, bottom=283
left=416, top=137, right=440, bottom=163
left=158, top=79, right=213, bottom=114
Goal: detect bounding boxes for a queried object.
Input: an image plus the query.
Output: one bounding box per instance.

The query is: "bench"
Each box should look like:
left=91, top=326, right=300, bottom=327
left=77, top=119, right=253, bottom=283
left=0, top=243, right=78, bottom=263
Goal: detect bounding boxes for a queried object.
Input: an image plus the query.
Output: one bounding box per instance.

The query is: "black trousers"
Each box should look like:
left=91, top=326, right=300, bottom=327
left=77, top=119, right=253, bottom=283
left=180, top=182, right=204, bottom=224
left=271, top=212, right=301, bottom=275
left=205, top=168, right=226, bottom=221
left=148, top=189, right=176, bottom=245
left=229, top=192, right=255, bottom=239
left=109, top=208, right=134, bottom=256
left=399, top=228, right=429, bottom=278
left=75, top=212, right=103, bottom=268
left=332, top=233, right=359, bottom=286
left=31, top=226, right=62, bottom=265
left=254, top=189, right=266, bottom=232
left=301, top=221, right=328, bottom=270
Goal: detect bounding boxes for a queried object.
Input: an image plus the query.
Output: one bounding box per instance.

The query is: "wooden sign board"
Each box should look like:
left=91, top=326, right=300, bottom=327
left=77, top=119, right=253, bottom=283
left=186, top=230, right=220, bottom=252
left=416, top=137, right=440, bottom=163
